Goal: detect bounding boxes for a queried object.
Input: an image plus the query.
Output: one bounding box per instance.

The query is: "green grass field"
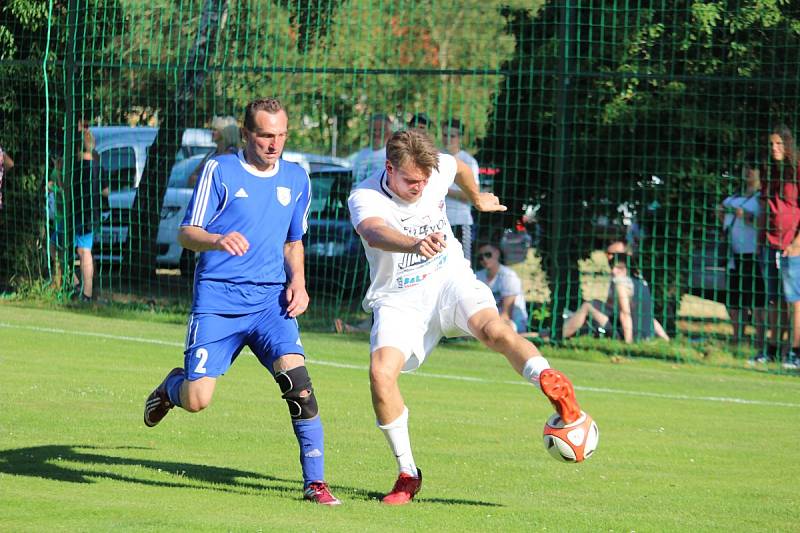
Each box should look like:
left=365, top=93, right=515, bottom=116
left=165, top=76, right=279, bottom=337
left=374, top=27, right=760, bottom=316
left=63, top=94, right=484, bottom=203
left=1, top=304, right=798, bottom=532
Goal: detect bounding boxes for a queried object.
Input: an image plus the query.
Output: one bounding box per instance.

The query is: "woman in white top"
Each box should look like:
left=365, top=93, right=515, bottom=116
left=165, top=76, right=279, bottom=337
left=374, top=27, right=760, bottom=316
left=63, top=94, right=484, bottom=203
left=718, top=163, right=766, bottom=345
left=475, top=242, right=529, bottom=333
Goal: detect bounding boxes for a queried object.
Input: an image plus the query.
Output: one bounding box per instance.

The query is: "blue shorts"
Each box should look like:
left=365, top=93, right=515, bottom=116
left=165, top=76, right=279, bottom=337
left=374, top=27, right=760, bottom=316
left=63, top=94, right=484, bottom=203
left=74, top=231, right=93, bottom=250
left=183, top=304, right=304, bottom=380
left=781, top=255, right=800, bottom=303
left=50, top=224, right=94, bottom=251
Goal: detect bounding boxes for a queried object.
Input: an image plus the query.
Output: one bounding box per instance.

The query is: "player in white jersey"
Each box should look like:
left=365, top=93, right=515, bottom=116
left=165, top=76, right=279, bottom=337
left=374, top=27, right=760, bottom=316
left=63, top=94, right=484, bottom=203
left=348, top=129, right=585, bottom=505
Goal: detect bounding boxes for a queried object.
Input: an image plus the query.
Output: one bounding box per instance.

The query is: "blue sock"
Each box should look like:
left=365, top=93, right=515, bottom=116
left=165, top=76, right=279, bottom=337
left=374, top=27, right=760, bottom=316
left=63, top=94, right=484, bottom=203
left=292, top=417, right=325, bottom=486
left=165, top=373, right=184, bottom=407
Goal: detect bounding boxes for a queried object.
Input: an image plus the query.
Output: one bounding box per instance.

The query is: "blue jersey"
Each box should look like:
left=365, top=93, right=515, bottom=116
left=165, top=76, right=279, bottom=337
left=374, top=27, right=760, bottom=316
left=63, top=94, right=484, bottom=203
left=182, top=151, right=311, bottom=314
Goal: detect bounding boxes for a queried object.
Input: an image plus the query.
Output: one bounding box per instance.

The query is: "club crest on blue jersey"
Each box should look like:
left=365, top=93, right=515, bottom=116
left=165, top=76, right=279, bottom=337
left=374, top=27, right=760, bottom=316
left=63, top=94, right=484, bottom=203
left=277, top=186, right=292, bottom=206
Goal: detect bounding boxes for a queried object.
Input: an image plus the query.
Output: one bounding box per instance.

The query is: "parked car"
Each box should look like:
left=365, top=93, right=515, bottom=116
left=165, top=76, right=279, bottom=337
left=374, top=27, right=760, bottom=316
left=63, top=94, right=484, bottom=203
left=303, top=166, right=368, bottom=295
left=93, top=127, right=215, bottom=194
left=283, top=151, right=351, bottom=174
left=93, top=126, right=215, bottom=268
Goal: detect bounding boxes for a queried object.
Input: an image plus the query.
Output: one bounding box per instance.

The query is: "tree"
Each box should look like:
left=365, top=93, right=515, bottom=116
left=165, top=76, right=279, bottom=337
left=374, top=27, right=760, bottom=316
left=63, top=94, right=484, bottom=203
left=125, top=0, right=230, bottom=282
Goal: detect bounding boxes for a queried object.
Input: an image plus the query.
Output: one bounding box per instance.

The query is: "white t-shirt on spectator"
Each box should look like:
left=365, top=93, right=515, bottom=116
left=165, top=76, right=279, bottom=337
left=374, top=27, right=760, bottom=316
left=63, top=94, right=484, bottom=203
left=722, top=191, right=760, bottom=255
left=444, top=150, right=479, bottom=226
left=476, top=264, right=528, bottom=332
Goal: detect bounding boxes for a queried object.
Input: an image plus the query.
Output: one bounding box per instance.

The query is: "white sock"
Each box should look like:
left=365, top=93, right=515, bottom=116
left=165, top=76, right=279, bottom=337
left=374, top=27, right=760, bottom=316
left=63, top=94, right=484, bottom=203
left=522, top=356, right=550, bottom=388
left=377, top=406, right=418, bottom=477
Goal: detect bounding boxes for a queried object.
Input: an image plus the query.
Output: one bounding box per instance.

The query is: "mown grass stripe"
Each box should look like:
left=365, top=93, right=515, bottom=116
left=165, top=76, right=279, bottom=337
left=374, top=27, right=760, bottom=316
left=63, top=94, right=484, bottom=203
left=2, top=321, right=796, bottom=408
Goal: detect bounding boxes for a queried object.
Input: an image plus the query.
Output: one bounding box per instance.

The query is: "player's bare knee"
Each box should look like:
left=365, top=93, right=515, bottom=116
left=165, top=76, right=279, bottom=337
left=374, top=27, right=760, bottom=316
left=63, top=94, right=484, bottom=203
left=275, top=366, right=318, bottom=420
left=369, top=363, right=398, bottom=392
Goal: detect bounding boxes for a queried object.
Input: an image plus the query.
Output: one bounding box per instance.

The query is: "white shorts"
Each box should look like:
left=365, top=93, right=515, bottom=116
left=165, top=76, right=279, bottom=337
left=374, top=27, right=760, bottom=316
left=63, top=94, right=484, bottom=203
left=370, top=271, right=496, bottom=371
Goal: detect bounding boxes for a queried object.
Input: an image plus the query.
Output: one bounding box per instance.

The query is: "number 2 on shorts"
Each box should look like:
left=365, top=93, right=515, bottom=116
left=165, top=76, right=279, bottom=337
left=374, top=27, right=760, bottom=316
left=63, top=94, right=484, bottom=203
left=194, top=348, right=209, bottom=374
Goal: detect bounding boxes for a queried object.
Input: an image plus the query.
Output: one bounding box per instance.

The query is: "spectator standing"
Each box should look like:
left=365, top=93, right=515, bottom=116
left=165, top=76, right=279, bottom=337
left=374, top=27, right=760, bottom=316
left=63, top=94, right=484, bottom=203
left=408, top=112, right=430, bottom=133
left=475, top=242, right=528, bottom=333
left=718, top=164, right=766, bottom=349
left=562, top=241, right=669, bottom=343
left=48, top=153, right=67, bottom=290
left=441, top=119, right=480, bottom=260
left=351, top=113, right=393, bottom=183
left=69, top=122, right=101, bottom=301
left=142, top=97, right=340, bottom=505
left=757, top=124, right=800, bottom=369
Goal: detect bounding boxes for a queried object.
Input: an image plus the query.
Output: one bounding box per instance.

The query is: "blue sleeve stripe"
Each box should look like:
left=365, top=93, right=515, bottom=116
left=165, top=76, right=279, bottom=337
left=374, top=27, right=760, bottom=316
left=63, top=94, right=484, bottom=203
left=192, top=159, right=217, bottom=226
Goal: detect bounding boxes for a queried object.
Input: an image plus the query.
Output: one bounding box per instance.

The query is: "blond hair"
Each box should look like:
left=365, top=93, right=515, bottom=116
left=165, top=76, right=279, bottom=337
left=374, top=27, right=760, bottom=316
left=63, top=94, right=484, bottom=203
left=386, top=129, right=439, bottom=175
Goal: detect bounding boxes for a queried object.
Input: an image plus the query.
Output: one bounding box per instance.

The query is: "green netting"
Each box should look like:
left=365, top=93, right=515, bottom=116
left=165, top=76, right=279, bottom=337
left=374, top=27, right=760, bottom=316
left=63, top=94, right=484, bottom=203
left=3, top=0, right=800, bottom=369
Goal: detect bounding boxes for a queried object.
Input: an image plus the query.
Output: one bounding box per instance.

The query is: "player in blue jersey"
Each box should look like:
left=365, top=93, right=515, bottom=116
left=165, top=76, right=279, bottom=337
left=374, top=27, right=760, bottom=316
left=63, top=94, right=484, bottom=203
left=143, top=97, right=340, bottom=505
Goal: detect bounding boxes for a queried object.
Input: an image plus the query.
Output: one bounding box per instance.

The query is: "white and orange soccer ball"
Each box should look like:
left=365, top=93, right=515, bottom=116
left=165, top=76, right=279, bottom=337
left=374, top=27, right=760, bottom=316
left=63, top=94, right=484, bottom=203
left=542, top=411, right=599, bottom=463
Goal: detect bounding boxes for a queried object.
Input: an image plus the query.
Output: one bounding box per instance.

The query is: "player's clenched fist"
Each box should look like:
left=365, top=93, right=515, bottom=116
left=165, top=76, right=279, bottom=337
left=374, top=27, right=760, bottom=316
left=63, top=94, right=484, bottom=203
left=413, top=232, right=447, bottom=259
left=215, top=231, right=250, bottom=256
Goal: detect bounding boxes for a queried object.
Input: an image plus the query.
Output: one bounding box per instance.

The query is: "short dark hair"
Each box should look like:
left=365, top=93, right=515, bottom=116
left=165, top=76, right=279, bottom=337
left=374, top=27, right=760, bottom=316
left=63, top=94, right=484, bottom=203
left=441, top=118, right=463, bottom=134
left=386, top=129, right=439, bottom=176
left=370, top=113, right=390, bottom=123
left=408, top=112, right=430, bottom=128
left=244, top=97, right=286, bottom=130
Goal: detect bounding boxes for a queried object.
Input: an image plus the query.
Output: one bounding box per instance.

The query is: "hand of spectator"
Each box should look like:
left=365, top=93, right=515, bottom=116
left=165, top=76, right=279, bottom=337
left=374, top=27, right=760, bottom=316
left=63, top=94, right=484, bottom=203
left=473, top=191, right=507, bottom=213
left=413, top=232, right=447, bottom=259
left=735, top=207, right=744, bottom=219
left=783, top=243, right=800, bottom=257
left=215, top=231, right=250, bottom=256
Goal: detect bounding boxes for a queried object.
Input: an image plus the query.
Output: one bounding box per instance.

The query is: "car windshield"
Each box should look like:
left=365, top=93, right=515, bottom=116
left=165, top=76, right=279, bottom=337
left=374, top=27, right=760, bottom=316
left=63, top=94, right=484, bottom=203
left=309, top=169, right=352, bottom=218
left=168, top=155, right=206, bottom=188
left=310, top=176, right=334, bottom=215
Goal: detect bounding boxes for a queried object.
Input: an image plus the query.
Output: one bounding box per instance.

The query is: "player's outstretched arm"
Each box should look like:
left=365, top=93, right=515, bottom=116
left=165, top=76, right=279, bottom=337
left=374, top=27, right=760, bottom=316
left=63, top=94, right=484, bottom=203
left=357, top=217, right=446, bottom=259
left=178, top=225, right=250, bottom=255
left=453, top=158, right=506, bottom=213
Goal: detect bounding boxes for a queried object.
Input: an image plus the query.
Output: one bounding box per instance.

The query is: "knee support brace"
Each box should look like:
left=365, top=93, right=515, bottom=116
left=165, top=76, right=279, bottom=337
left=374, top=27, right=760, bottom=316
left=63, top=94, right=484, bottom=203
left=274, top=366, right=318, bottom=420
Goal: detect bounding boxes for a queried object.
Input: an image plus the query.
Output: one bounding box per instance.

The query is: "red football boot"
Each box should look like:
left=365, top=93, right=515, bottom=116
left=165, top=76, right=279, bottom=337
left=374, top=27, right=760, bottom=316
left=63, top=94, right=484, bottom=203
left=382, top=469, right=422, bottom=505
left=539, top=369, right=581, bottom=424
left=303, top=482, right=341, bottom=505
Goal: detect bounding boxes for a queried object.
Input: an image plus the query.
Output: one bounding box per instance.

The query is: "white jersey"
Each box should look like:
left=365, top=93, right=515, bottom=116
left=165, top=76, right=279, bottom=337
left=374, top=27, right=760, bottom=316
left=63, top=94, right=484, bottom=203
left=348, top=153, right=469, bottom=310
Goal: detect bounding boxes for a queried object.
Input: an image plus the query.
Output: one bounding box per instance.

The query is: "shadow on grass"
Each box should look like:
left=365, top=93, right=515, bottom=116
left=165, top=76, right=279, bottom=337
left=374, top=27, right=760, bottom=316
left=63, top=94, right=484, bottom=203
left=0, top=444, right=502, bottom=507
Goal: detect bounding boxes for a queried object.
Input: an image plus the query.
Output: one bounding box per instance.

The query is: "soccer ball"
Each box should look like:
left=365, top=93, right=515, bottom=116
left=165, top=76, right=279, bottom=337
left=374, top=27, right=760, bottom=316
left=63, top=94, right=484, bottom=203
left=542, top=411, right=599, bottom=463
